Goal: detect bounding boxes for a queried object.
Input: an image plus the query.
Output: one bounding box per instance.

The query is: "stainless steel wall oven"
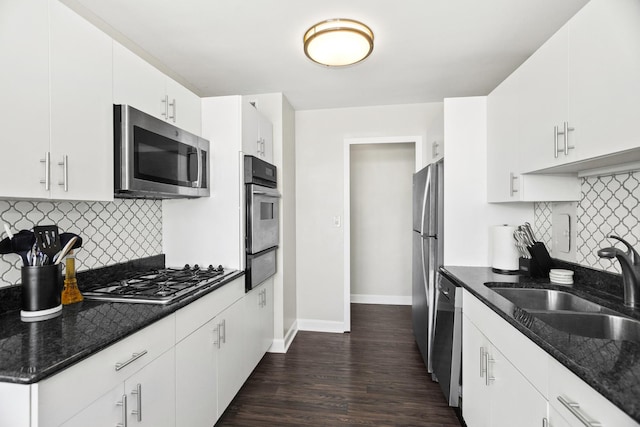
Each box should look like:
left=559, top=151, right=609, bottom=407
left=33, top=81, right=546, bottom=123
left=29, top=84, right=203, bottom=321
left=244, top=155, right=279, bottom=291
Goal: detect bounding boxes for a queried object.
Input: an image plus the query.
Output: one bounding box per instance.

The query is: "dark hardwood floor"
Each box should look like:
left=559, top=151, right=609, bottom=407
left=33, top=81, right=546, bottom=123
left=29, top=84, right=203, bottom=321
left=216, top=304, right=462, bottom=426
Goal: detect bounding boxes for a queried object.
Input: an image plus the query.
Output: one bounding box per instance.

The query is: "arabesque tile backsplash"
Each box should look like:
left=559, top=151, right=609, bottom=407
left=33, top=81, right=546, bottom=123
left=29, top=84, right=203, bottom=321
left=0, top=199, right=162, bottom=288
left=534, top=171, right=640, bottom=274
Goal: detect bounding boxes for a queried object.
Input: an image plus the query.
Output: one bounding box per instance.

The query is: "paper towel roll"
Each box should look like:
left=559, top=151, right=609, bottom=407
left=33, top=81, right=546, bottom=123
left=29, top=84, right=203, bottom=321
left=491, top=225, right=519, bottom=272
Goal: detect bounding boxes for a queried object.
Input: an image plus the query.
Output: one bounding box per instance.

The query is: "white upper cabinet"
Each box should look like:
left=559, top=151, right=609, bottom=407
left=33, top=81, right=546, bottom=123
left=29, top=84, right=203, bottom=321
left=0, top=0, right=49, bottom=200
left=518, top=26, right=572, bottom=172
left=567, top=0, right=640, bottom=161
left=113, top=42, right=201, bottom=135
left=487, top=52, right=580, bottom=203
left=0, top=0, right=113, bottom=201
left=242, top=99, right=273, bottom=162
left=49, top=0, right=113, bottom=201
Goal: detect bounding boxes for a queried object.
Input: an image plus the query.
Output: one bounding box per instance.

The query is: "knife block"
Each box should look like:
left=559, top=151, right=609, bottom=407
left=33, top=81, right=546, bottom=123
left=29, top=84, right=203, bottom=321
left=519, top=242, right=554, bottom=278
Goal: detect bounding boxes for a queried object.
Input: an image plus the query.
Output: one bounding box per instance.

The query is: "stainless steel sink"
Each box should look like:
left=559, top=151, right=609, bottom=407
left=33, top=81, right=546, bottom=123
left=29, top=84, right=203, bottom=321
left=531, top=312, right=640, bottom=342
left=490, top=287, right=613, bottom=313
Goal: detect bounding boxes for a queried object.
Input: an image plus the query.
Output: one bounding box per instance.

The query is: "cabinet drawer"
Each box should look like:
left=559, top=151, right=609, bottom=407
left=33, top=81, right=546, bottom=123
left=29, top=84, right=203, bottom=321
left=548, top=357, right=638, bottom=427
left=175, top=277, right=244, bottom=342
left=463, top=290, right=548, bottom=396
left=36, top=313, right=175, bottom=427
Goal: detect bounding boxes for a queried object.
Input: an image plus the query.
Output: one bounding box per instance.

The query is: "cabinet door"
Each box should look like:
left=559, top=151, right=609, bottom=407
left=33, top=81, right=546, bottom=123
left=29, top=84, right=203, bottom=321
left=0, top=0, right=50, bottom=199
left=244, top=285, right=265, bottom=374
left=519, top=26, right=571, bottom=172
left=49, top=0, right=113, bottom=201
left=489, top=344, right=548, bottom=427
left=241, top=101, right=261, bottom=157
left=259, top=113, right=274, bottom=162
left=166, top=77, right=202, bottom=135
left=462, top=315, right=491, bottom=427
left=124, top=349, right=175, bottom=427
left=260, top=280, right=274, bottom=355
left=175, top=318, right=219, bottom=427
left=217, top=298, right=247, bottom=417
left=113, top=42, right=166, bottom=120
left=487, top=70, right=521, bottom=202
left=568, top=0, right=640, bottom=161
left=61, top=384, right=125, bottom=427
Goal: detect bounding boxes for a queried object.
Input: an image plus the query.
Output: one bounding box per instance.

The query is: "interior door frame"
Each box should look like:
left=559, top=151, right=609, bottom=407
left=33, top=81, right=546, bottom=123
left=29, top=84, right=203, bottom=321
left=343, top=136, right=425, bottom=332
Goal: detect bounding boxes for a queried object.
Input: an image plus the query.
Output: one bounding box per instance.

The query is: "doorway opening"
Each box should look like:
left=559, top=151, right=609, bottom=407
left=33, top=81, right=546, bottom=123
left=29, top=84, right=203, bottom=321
left=343, top=136, right=424, bottom=332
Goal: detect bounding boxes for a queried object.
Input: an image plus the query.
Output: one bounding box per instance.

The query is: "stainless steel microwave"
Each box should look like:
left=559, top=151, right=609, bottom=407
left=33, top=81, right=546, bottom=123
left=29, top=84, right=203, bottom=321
left=114, top=104, right=210, bottom=199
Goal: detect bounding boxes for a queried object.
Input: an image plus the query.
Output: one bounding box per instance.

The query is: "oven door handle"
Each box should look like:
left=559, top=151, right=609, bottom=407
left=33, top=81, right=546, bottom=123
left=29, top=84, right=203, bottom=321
left=191, top=148, right=202, bottom=188
left=252, top=191, right=281, bottom=198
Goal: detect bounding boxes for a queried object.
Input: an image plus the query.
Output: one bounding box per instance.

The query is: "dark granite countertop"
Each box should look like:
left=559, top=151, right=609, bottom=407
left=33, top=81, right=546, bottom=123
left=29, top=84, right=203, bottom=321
left=0, top=256, right=244, bottom=385
left=441, top=262, right=640, bottom=423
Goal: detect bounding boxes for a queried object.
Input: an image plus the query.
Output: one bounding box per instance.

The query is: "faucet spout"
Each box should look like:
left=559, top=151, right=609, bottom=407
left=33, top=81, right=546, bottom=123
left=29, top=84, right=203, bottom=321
left=597, top=235, right=640, bottom=309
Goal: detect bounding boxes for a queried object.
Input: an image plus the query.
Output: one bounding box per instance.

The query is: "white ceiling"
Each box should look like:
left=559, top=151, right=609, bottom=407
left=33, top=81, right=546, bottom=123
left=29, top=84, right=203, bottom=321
left=65, top=0, right=589, bottom=111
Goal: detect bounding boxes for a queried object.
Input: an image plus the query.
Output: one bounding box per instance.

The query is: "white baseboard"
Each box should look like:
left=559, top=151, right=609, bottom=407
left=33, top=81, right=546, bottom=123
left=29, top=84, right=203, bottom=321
left=268, top=320, right=299, bottom=353
left=297, top=319, right=346, bottom=333
left=350, top=294, right=411, bottom=305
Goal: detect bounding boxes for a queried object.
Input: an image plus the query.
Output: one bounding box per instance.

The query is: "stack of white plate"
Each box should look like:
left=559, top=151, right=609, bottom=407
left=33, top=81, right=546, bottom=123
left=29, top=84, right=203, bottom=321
left=549, top=269, right=574, bottom=285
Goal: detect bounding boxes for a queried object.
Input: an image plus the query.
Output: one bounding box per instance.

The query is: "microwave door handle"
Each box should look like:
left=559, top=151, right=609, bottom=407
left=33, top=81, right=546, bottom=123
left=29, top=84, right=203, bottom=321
left=189, top=148, right=201, bottom=188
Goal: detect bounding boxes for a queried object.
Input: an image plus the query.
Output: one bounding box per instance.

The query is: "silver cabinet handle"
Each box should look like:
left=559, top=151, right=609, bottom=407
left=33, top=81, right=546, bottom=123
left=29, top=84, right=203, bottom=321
left=542, top=418, right=549, bottom=427
left=432, top=141, right=439, bottom=158
left=480, top=347, right=486, bottom=378
left=485, top=354, right=495, bottom=386
left=131, top=383, right=142, bottom=422
left=161, top=95, right=168, bottom=119
left=116, top=394, right=127, bottom=427
left=169, top=98, right=176, bottom=122
left=557, top=396, right=602, bottom=427
left=252, top=191, right=281, bottom=198
left=220, top=319, right=226, bottom=344
left=213, top=324, right=221, bottom=349
left=58, top=155, right=68, bottom=192
left=509, top=172, right=519, bottom=197
left=555, top=122, right=575, bottom=157
left=39, top=152, right=50, bottom=190
left=115, top=350, right=148, bottom=371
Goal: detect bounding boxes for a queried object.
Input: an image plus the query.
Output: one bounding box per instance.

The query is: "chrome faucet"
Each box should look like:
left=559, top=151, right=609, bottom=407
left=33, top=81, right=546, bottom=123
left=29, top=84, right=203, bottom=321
left=597, top=235, right=640, bottom=309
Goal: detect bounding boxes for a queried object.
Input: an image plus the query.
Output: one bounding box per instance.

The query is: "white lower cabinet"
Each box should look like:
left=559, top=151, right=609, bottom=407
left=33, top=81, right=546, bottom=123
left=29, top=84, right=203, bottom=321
left=175, top=276, right=273, bottom=427
left=245, top=280, right=274, bottom=372
left=61, top=349, right=175, bottom=427
left=462, top=315, right=548, bottom=427
left=463, top=290, right=640, bottom=427
left=175, top=317, right=220, bottom=427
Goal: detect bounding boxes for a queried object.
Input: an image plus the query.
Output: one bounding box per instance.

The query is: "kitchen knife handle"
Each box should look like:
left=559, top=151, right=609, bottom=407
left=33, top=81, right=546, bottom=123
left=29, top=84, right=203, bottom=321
left=40, top=152, right=50, bottom=190
left=116, top=394, right=127, bottom=427
left=115, top=350, right=148, bottom=371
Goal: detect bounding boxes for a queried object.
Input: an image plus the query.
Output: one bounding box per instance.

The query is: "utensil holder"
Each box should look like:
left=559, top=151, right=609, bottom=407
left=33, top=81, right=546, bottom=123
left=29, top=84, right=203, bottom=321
left=519, top=242, right=554, bottom=278
left=21, top=264, right=63, bottom=319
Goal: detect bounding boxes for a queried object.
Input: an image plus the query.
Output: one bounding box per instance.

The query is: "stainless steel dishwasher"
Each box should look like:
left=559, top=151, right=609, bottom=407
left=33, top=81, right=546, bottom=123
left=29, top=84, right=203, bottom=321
left=432, top=273, right=462, bottom=407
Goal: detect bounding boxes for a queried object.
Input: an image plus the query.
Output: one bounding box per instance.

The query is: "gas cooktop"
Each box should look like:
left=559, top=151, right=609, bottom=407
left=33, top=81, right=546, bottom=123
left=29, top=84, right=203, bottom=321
left=83, top=264, right=237, bottom=305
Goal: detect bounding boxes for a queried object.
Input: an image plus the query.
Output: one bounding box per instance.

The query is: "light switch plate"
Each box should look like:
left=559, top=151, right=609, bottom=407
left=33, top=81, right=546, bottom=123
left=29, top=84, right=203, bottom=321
left=553, top=213, right=571, bottom=253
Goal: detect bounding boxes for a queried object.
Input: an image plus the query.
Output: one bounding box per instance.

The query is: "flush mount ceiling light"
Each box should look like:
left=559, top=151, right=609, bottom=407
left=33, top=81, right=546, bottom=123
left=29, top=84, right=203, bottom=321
left=303, top=19, right=374, bottom=67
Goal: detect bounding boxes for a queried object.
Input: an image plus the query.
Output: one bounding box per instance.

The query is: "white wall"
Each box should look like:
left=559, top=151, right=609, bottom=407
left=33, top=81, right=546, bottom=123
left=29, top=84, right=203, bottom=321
left=350, top=143, right=415, bottom=304
left=296, top=103, right=443, bottom=329
left=443, top=97, right=533, bottom=266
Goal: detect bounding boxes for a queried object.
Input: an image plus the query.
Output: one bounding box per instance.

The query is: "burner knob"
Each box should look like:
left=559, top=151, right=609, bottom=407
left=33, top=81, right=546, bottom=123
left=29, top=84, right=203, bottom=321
left=207, top=264, right=214, bottom=271
left=193, top=264, right=200, bottom=271
left=217, top=265, right=223, bottom=272
left=183, top=264, right=190, bottom=270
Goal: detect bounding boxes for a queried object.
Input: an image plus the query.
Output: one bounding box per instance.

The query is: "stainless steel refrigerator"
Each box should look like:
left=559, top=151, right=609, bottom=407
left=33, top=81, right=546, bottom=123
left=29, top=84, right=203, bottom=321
left=412, top=159, right=444, bottom=373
